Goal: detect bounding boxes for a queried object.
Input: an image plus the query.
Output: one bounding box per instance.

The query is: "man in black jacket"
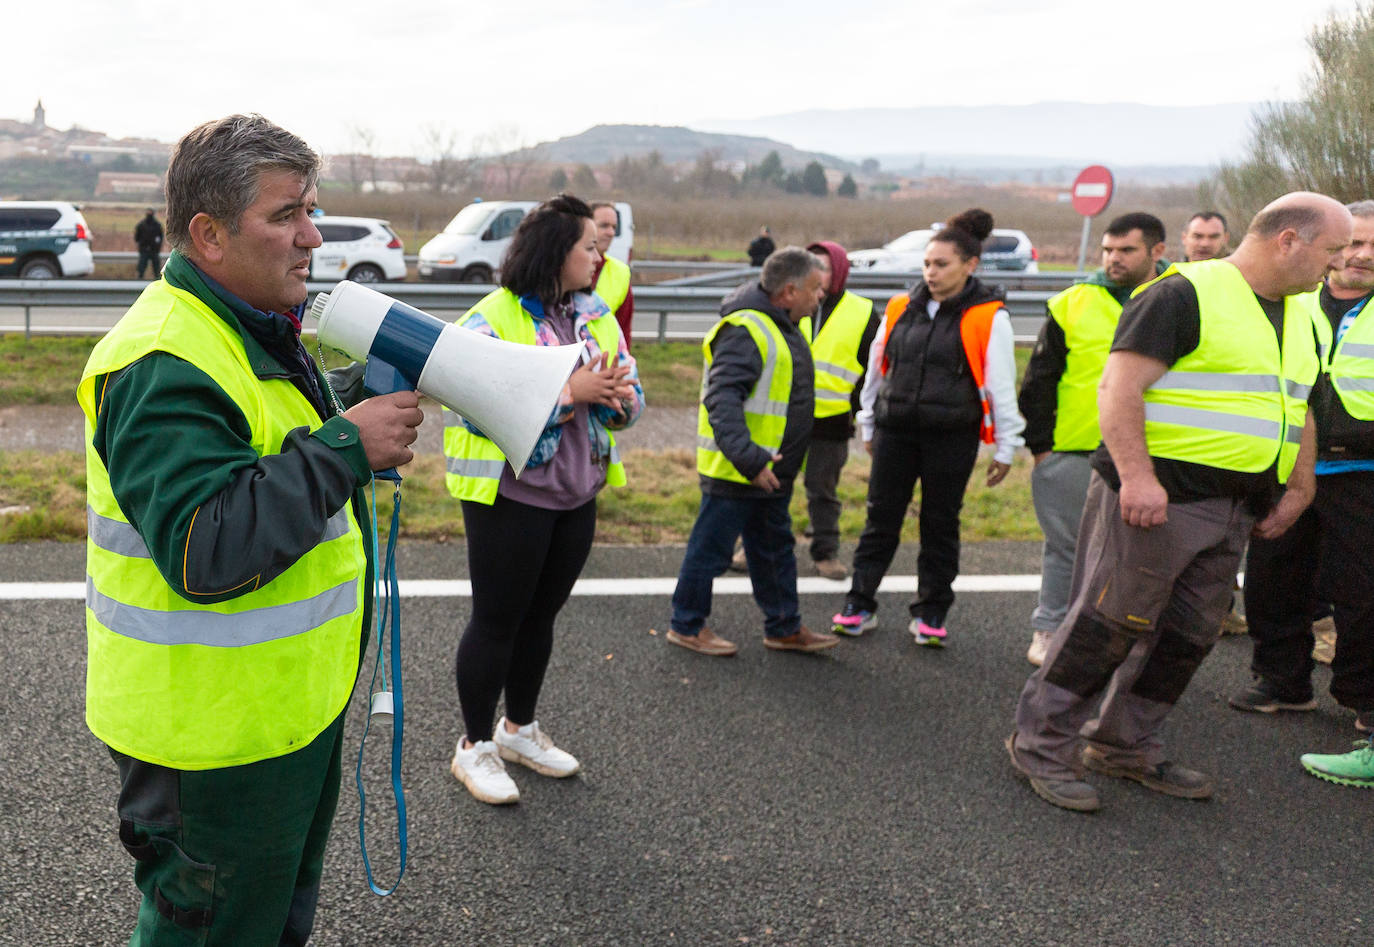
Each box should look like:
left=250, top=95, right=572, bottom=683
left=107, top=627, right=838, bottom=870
left=668, top=246, right=839, bottom=655
left=1231, top=199, right=1374, bottom=737
left=134, top=207, right=164, bottom=279
left=747, top=226, right=775, bottom=267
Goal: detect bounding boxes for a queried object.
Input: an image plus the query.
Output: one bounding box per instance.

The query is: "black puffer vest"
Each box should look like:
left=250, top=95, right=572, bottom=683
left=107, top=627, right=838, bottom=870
left=876, top=277, right=1004, bottom=432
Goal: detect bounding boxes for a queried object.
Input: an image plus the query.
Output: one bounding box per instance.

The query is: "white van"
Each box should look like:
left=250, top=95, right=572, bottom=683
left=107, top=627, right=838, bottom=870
left=417, top=199, right=633, bottom=283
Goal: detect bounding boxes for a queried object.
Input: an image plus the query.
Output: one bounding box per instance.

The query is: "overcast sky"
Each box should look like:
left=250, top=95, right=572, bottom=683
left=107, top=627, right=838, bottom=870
left=1, top=0, right=1336, bottom=158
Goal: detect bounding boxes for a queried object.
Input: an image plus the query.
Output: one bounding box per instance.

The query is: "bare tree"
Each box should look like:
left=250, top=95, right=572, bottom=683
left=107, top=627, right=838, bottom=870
left=343, top=123, right=380, bottom=194
left=417, top=124, right=475, bottom=195
left=477, top=122, right=545, bottom=195
left=1211, top=5, right=1374, bottom=225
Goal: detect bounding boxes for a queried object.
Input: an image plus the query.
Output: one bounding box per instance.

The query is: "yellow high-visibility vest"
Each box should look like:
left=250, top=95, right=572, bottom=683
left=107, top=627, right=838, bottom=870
left=595, top=256, right=631, bottom=311
left=443, top=288, right=626, bottom=503
left=1047, top=282, right=1121, bottom=451
left=798, top=291, right=872, bottom=419
left=1139, top=261, right=1318, bottom=483
left=696, top=310, right=794, bottom=482
left=78, top=280, right=367, bottom=769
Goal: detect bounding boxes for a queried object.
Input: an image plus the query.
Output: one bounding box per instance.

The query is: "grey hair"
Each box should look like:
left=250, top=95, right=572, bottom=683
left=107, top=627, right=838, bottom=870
left=165, top=114, right=320, bottom=253
left=1248, top=203, right=1327, bottom=242
left=1347, top=200, right=1374, bottom=220
left=760, top=245, right=819, bottom=294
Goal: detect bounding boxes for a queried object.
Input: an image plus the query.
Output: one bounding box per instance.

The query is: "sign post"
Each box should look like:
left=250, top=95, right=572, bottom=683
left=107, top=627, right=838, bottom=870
left=1071, top=165, right=1115, bottom=272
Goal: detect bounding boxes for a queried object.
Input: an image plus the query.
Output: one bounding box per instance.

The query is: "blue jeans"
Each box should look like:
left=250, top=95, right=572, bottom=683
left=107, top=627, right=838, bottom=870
left=671, top=489, right=800, bottom=638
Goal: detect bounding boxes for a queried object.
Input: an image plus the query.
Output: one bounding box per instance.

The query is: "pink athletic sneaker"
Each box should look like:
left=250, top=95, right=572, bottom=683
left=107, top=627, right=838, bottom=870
left=910, top=619, right=948, bottom=648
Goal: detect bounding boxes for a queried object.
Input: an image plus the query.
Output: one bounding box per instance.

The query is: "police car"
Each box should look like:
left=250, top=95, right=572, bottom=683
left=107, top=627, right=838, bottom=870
left=0, top=201, right=95, bottom=279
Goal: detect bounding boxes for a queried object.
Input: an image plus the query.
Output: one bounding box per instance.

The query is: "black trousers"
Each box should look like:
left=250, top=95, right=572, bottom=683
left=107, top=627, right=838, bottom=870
left=846, top=423, right=980, bottom=625
left=137, top=248, right=161, bottom=279
left=1244, top=471, right=1374, bottom=711
left=456, top=494, right=597, bottom=742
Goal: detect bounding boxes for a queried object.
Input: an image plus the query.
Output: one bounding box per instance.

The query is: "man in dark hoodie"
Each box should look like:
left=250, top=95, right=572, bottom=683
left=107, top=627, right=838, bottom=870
left=799, top=241, right=880, bottom=579
left=1017, top=213, right=1167, bottom=667
left=667, top=246, right=840, bottom=656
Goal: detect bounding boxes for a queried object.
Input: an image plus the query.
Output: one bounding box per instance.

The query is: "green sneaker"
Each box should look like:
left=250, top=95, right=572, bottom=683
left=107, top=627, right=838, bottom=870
left=1300, top=739, right=1374, bottom=788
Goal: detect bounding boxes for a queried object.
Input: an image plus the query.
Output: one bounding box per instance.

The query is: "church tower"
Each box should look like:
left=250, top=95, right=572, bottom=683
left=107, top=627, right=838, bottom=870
left=32, top=99, right=45, bottom=129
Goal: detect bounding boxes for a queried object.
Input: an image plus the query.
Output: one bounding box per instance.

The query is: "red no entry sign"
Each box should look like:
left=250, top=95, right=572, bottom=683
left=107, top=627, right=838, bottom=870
left=1071, top=165, right=1114, bottom=217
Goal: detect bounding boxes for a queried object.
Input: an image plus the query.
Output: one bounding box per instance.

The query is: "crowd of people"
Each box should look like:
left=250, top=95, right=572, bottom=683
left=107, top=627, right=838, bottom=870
left=81, top=111, right=1374, bottom=941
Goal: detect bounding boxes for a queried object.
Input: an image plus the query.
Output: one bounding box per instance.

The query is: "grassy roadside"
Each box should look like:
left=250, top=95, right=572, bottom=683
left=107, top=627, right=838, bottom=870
left=0, top=337, right=1030, bottom=409
left=0, top=447, right=1038, bottom=545
left=0, top=337, right=1040, bottom=544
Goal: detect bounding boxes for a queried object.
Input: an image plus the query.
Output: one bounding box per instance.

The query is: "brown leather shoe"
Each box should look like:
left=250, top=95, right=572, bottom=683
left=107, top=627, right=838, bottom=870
left=764, top=625, right=840, bottom=652
left=666, top=627, right=738, bottom=656
left=813, top=558, right=849, bottom=581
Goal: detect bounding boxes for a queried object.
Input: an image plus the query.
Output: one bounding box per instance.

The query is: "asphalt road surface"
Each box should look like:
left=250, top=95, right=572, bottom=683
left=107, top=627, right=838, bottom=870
left=1, top=540, right=1366, bottom=946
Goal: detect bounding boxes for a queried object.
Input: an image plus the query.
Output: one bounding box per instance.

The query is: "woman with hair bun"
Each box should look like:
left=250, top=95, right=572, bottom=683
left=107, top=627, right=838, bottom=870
left=831, top=209, right=1024, bottom=646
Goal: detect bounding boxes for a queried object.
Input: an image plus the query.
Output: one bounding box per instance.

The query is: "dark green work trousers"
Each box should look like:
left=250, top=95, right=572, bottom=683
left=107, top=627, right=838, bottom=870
left=109, top=709, right=346, bottom=946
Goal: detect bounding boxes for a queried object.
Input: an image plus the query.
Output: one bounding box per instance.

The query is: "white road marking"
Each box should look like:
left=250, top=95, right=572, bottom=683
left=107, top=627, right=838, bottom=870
left=0, top=574, right=1041, bottom=601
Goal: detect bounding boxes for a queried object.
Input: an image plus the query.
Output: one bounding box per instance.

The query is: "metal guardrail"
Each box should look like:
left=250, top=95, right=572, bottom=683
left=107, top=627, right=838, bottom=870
left=1, top=277, right=1059, bottom=342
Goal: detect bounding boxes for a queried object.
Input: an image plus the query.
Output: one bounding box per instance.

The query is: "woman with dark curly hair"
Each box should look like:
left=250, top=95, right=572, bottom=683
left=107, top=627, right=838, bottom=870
left=831, top=209, right=1024, bottom=646
left=443, top=194, right=644, bottom=804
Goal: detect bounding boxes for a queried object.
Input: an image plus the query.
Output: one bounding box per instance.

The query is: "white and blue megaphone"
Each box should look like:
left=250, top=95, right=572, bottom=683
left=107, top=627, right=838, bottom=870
left=310, top=280, right=585, bottom=476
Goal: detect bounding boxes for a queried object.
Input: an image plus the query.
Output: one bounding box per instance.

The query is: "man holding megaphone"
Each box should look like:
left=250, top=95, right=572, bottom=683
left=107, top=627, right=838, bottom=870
left=79, top=115, right=423, bottom=943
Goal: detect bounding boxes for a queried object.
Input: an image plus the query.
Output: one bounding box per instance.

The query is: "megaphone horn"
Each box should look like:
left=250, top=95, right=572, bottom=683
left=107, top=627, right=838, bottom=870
left=310, top=280, right=585, bottom=477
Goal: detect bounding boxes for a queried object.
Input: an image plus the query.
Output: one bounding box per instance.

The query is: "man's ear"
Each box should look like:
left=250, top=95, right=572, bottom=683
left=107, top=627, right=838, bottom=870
left=1150, top=242, right=1166, bottom=263
left=187, top=212, right=226, bottom=265
left=1276, top=228, right=1300, bottom=256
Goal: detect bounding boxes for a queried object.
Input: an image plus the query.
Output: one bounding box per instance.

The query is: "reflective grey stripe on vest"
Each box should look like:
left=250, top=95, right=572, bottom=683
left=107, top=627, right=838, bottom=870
left=1286, top=424, right=1303, bottom=445
left=1336, top=378, right=1374, bottom=392
left=608, top=441, right=621, bottom=465
left=814, top=359, right=861, bottom=385
left=87, top=576, right=358, bottom=647
left=320, top=508, right=353, bottom=543
left=1149, top=371, right=1280, bottom=393
left=1340, top=342, right=1374, bottom=359
left=1144, top=403, right=1281, bottom=440
left=735, top=312, right=787, bottom=418
left=445, top=455, right=504, bottom=479
left=1285, top=379, right=1312, bottom=400
left=697, top=434, right=718, bottom=452
left=88, top=506, right=352, bottom=557
left=87, top=508, right=151, bottom=559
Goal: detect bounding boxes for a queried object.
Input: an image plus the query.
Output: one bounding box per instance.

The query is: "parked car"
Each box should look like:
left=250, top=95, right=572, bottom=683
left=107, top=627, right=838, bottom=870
left=848, top=226, right=1039, bottom=274
left=418, top=199, right=634, bottom=283
left=0, top=201, right=94, bottom=278
left=310, top=215, right=406, bottom=283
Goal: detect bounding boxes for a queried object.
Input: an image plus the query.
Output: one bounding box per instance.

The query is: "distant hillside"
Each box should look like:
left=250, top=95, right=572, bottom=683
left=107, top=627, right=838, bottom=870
left=695, top=102, right=1261, bottom=169
left=523, top=124, right=855, bottom=171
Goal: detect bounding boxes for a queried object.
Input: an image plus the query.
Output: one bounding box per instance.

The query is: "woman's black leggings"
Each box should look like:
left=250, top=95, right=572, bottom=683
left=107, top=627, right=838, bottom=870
left=456, top=494, right=597, bottom=742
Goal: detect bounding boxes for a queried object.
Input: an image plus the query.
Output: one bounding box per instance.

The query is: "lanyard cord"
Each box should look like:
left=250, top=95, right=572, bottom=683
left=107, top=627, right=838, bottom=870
left=315, top=341, right=407, bottom=895
left=356, top=472, right=407, bottom=895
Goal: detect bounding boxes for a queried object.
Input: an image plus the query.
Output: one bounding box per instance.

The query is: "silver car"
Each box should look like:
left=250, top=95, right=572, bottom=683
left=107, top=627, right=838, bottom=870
left=848, top=226, right=1039, bottom=274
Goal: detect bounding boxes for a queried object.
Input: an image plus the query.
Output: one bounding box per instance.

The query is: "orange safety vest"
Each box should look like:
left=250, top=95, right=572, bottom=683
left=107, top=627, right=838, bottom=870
left=880, top=294, right=1002, bottom=444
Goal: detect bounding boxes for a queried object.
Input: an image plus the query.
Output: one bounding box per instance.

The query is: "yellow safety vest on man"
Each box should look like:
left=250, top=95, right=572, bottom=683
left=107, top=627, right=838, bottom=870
left=594, top=256, right=631, bottom=312
left=1047, top=283, right=1122, bottom=451
left=798, top=290, right=873, bottom=419
left=1140, top=261, right=1319, bottom=483
left=696, top=310, right=794, bottom=482
left=78, top=281, right=368, bottom=770
left=1313, top=295, right=1374, bottom=420
left=444, top=288, right=627, bottom=503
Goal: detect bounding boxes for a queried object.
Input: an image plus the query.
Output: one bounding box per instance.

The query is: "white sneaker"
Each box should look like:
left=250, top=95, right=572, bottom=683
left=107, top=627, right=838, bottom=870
left=450, top=739, right=520, bottom=804
left=493, top=717, right=581, bottom=778
left=1027, top=630, right=1052, bottom=667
